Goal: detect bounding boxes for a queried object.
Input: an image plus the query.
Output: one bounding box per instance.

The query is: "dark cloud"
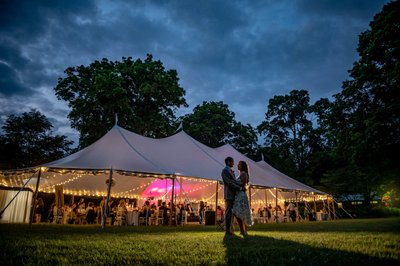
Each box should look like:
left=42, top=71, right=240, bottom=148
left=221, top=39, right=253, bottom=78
left=0, top=0, right=390, bottom=142
left=295, top=0, right=388, bottom=19
left=0, top=63, right=31, bottom=96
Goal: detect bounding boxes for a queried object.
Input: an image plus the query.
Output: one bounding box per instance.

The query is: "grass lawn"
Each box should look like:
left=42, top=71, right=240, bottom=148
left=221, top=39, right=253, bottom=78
left=0, top=218, right=399, bottom=265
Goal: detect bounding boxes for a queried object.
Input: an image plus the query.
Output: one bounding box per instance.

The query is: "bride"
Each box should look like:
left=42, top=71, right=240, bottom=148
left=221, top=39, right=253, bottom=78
left=232, top=160, right=254, bottom=235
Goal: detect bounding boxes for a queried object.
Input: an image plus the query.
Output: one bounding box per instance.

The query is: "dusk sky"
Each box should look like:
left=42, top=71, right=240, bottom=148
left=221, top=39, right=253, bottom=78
left=0, top=0, right=389, bottom=144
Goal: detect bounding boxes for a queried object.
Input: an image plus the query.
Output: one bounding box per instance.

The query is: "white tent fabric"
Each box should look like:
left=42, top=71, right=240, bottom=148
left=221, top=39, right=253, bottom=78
left=44, top=126, right=228, bottom=180
left=0, top=190, right=32, bottom=223
left=42, top=125, right=322, bottom=193
left=1, top=125, right=324, bottom=202
left=255, top=160, right=323, bottom=194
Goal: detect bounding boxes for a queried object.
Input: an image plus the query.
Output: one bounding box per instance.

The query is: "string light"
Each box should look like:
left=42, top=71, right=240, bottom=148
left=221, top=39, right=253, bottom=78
left=0, top=168, right=329, bottom=202
left=40, top=174, right=85, bottom=192
left=113, top=179, right=156, bottom=196
left=203, top=184, right=223, bottom=202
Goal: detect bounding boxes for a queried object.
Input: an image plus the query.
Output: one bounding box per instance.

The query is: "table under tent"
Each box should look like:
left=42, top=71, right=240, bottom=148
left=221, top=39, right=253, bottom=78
left=0, top=125, right=332, bottom=225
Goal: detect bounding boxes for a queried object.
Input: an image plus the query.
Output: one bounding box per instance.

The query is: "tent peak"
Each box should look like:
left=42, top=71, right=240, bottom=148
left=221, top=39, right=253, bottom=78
left=174, top=122, right=183, bottom=133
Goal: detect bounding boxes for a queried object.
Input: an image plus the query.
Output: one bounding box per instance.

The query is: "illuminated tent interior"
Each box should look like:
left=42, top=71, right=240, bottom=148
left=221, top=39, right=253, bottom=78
left=0, top=125, right=326, bottom=223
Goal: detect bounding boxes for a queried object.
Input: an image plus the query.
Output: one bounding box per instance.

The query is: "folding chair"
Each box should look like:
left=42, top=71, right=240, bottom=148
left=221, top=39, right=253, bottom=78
left=139, top=211, right=149, bottom=226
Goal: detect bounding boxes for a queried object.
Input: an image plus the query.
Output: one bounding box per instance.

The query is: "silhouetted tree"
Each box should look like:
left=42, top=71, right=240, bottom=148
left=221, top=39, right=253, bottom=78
left=54, top=54, right=188, bottom=148
left=0, top=109, right=72, bottom=169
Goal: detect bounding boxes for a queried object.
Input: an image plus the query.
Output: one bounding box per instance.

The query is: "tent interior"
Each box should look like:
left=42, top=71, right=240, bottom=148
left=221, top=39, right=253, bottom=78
left=0, top=125, right=327, bottom=223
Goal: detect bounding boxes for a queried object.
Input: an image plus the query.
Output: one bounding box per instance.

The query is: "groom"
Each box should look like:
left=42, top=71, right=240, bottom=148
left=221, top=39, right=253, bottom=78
left=221, top=156, right=246, bottom=236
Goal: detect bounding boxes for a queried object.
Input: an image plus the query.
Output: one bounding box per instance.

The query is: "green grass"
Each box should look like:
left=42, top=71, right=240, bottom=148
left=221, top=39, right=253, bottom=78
left=1, top=218, right=399, bottom=265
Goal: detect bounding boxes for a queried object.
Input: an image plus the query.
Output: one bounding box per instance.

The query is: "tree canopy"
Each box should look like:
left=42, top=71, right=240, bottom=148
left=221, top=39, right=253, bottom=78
left=0, top=109, right=72, bottom=169
left=257, top=90, right=324, bottom=183
left=54, top=54, right=188, bottom=148
left=319, top=1, right=400, bottom=205
left=182, top=101, right=258, bottom=156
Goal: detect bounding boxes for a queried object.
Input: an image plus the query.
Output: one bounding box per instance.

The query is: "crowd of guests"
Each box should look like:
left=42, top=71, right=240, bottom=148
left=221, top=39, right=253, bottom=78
left=252, top=203, right=298, bottom=222
left=34, top=196, right=315, bottom=225
left=34, top=197, right=202, bottom=226
left=253, top=202, right=320, bottom=222
left=42, top=198, right=99, bottom=224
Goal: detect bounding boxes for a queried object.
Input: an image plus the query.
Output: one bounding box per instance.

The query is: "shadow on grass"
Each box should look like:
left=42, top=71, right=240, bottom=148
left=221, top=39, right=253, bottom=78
left=223, top=234, right=398, bottom=266
left=251, top=218, right=400, bottom=234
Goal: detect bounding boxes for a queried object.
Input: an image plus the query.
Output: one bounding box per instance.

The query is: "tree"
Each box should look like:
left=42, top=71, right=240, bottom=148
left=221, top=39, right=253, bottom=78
left=230, top=122, right=259, bottom=158
left=54, top=54, right=188, bottom=148
left=0, top=109, right=72, bottom=169
left=258, top=90, right=323, bottom=182
left=181, top=101, right=258, bottom=156
left=321, top=1, right=400, bottom=207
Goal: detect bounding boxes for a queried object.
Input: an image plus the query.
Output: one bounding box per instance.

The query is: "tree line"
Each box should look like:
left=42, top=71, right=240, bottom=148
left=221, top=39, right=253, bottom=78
left=1, top=1, right=398, bottom=207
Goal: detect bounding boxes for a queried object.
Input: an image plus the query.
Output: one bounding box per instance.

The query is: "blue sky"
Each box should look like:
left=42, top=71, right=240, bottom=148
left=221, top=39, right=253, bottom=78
left=0, top=0, right=389, bottom=144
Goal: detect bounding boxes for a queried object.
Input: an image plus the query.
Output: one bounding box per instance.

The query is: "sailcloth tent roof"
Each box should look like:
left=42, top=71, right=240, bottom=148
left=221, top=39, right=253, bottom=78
left=44, top=125, right=228, bottom=181
left=1, top=125, right=324, bottom=198
left=255, top=160, right=323, bottom=194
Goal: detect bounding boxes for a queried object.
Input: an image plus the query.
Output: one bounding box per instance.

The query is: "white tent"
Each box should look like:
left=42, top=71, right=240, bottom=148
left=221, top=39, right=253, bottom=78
left=0, top=125, right=325, bottom=216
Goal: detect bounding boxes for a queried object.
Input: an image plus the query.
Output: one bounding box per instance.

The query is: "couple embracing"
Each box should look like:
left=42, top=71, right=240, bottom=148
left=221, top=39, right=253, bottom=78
left=221, top=156, right=254, bottom=236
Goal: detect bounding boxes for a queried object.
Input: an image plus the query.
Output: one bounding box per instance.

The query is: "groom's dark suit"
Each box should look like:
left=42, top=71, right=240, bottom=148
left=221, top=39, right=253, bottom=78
left=221, top=166, right=243, bottom=234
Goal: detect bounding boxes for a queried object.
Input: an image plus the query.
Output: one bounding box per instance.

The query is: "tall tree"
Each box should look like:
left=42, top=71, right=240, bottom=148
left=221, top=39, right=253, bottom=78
left=54, top=54, right=188, bottom=148
left=321, top=1, right=400, bottom=206
left=258, top=90, right=323, bottom=182
left=0, top=109, right=72, bottom=169
left=181, top=101, right=258, bottom=156
left=230, top=122, right=259, bottom=158
left=182, top=101, right=234, bottom=148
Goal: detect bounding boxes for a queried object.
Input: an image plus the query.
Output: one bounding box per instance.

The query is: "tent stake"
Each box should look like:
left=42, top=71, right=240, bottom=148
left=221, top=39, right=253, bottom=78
left=29, top=168, right=42, bottom=225
left=102, top=167, right=113, bottom=229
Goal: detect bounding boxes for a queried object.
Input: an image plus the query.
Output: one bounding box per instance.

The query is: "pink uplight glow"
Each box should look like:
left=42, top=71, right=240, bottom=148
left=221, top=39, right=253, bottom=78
left=139, top=178, right=214, bottom=202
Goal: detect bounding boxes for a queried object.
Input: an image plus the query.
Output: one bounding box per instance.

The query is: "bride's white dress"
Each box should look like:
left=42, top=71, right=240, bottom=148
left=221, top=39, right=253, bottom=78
left=232, top=174, right=254, bottom=226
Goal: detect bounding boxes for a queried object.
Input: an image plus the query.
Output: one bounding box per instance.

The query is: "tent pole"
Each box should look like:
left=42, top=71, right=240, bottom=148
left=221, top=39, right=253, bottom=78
left=326, top=195, right=331, bottom=220
left=313, top=195, right=317, bottom=214
left=275, top=188, right=278, bottom=221
left=249, top=186, right=252, bottom=211
left=295, top=191, right=298, bottom=222
left=102, top=167, right=113, bottom=229
left=332, top=196, right=336, bottom=220
left=170, top=176, right=175, bottom=226
left=29, top=168, right=42, bottom=225
left=179, top=176, right=182, bottom=204
left=264, top=189, right=268, bottom=207
left=23, top=190, right=29, bottom=223
left=214, top=181, right=219, bottom=225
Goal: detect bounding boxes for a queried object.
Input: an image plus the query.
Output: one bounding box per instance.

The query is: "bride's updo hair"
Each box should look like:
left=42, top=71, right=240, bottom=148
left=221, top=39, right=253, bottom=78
left=238, top=161, right=250, bottom=184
